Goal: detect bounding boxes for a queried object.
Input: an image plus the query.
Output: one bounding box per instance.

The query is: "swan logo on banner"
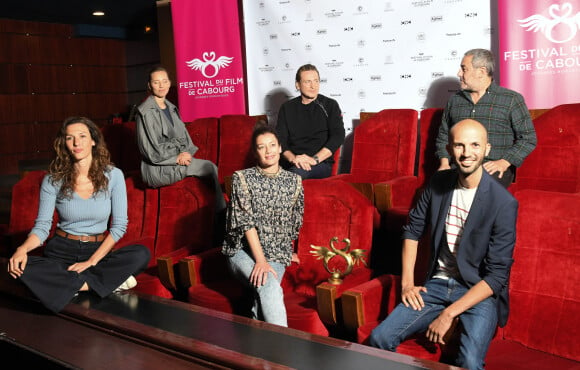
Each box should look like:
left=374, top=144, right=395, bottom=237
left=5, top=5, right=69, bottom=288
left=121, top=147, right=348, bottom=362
left=517, top=2, right=580, bottom=43
left=186, top=52, right=233, bottom=78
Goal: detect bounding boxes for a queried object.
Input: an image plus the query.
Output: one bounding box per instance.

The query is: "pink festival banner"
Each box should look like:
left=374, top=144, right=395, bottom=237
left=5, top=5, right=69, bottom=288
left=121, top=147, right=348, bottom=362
left=171, top=0, right=246, bottom=121
left=499, top=0, right=580, bottom=109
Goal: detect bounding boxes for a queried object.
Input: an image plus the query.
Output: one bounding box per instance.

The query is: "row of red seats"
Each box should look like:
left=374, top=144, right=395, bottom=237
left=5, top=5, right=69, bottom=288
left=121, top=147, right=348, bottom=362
left=0, top=170, right=216, bottom=300
left=322, top=103, right=580, bottom=368
left=101, top=114, right=339, bottom=190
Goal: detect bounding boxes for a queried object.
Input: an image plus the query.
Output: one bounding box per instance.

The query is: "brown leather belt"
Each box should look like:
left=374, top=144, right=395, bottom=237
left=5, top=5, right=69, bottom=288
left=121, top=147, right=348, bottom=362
left=55, top=229, right=106, bottom=242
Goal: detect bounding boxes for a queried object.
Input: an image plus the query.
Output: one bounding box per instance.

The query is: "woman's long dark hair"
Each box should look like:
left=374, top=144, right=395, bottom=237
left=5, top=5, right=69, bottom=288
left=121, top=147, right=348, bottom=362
left=49, top=116, right=112, bottom=198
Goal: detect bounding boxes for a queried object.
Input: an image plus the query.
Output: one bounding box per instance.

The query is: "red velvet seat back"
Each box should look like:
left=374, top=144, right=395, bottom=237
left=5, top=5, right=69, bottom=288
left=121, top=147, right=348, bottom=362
left=512, top=103, right=580, bottom=193
left=6, top=170, right=57, bottom=250
left=154, top=177, right=215, bottom=258
left=216, top=115, right=266, bottom=185
left=101, top=121, right=141, bottom=175
left=505, top=189, right=580, bottom=362
left=348, top=109, right=418, bottom=183
left=186, top=117, right=219, bottom=163
left=285, top=179, right=376, bottom=297
left=117, top=175, right=158, bottom=263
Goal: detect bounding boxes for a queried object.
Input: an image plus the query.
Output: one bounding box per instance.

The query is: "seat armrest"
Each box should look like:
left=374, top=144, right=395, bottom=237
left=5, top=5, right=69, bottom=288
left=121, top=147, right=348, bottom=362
left=348, top=182, right=375, bottom=204
left=156, top=246, right=197, bottom=292
left=374, top=176, right=419, bottom=212
left=157, top=256, right=177, bottom=291
left=316, top=282, right=338, bottom=326
left=340, top=274, right=400, bottom=333
left=178, top=247, right=225, bottom=288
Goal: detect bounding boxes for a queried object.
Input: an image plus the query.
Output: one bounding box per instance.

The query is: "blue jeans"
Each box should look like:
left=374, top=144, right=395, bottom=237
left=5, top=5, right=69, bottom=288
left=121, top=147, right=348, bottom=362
left=369, top=278, right=498, bottom=370
left=227, top=249, right=287, bottom=327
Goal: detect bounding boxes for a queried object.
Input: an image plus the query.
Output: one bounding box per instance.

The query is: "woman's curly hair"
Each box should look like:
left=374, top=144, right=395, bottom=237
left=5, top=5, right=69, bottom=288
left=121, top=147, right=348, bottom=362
left=49, top=116, right=113, bottom=198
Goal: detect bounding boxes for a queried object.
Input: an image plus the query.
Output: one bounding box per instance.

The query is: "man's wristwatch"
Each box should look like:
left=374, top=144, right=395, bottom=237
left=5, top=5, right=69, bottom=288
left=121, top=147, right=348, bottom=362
left=313, top=155, right=320, bottom=164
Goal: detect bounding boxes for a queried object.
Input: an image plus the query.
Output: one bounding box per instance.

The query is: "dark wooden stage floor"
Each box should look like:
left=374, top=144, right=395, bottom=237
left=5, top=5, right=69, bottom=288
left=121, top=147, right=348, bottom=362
left=0, top=289, right=461, bottom=369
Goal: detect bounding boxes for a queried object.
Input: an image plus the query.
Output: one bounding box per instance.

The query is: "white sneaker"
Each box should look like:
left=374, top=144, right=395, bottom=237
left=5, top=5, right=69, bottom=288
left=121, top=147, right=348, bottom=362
left=114, top=276, right=137, bottom=292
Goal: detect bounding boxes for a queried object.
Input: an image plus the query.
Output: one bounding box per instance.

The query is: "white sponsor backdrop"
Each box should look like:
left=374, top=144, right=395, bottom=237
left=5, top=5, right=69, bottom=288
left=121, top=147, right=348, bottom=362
left=242, top=0, right=492, bottom=137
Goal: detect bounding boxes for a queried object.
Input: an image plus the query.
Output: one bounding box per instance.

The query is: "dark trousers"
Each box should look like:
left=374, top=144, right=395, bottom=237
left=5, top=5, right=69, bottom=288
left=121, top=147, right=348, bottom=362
left=285, top=161, right=332, bottom=179
left=19, top=236, right=150, bottom=313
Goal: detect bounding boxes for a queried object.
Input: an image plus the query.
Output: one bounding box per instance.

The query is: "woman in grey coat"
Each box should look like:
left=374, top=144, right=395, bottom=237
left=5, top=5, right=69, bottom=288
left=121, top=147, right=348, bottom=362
left=135, top=66, right=226, bottom=212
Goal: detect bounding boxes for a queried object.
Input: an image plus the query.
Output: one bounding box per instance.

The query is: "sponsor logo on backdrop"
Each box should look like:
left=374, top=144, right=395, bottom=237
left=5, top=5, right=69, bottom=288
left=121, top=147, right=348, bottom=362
left=354, top=5, right=368, bottom=15
left=257, top=18, right=270, bottom=26
left=371, top=23, right=383, bottom=29
left=517, top=3, right=580, bottom=43
left=417, top=32, right=426, bottom=42
left=432, top=72, right=445, bottom=78
left=358, top=90, right=366, bottom=98
left=186, top=52, right=233, bottom=78
left=411, top=52, right=433, bottom=62
left=325, top=59, right=344, bottom=68
left=412, top=1, right=433, bottom=7
left=305, top=43, right=313, bottom=51
left=446, top=49, right=461, bottom=61
left=279, top=15, right=290, bottom=24
left=431, top=15, right=443, bottom=22
left=325, top=9, right=344, bottom=18
left=355, top=57, right=369, bottom=67
left=270, top=34, right=278, bottom=40
left=384, top=2, right=394, bottom=12
left=465, top=12, right=478, bottom=18
left=258, top=65, right=275, bottom=72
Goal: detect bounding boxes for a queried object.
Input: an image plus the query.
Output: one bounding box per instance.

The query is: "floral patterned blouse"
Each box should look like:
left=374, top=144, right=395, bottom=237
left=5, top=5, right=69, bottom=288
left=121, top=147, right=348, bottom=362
left=222, top=166, right=304, bottom=266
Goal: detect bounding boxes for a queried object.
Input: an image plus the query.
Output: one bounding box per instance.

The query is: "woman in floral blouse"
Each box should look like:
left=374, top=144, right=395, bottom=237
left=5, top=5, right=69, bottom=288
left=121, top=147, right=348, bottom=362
left=222, top=123, right=304, bottom=326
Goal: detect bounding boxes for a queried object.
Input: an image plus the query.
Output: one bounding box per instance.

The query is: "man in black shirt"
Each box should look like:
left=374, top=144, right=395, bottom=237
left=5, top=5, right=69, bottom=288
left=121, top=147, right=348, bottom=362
left=276, top=64, right=345, bottom=179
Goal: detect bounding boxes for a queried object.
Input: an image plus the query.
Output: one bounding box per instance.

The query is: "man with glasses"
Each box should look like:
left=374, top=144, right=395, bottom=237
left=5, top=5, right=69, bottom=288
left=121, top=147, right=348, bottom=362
left=276, top=64, right=345, bottom=179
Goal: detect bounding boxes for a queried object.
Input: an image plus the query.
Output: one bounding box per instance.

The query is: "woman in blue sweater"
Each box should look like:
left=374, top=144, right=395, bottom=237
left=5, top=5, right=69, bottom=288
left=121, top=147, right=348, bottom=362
left=7, top=117, right=150, bottom=313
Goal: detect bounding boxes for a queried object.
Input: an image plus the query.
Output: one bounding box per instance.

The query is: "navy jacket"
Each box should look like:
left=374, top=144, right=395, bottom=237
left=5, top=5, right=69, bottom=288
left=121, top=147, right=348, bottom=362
left=403, top=170, right=518, bottom=327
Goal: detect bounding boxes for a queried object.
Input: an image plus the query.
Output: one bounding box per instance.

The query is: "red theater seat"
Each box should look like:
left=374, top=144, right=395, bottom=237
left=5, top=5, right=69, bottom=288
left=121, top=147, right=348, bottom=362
left=176, top=179, right=378, bottom=337
left=340, top=189, right=580, bottom=368
left=0, top=170, right=56, bottom=257
left=185, top=117, right=219, bottom=163
left=509, top=103, right=580, bottom=194
left=216, top=114, right=266, bottom=186
left=331, top=109, right=418, bottom=185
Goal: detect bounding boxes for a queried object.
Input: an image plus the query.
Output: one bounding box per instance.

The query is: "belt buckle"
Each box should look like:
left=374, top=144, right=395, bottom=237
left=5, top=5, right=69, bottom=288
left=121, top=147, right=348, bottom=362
left=79, top=235, right=91, bottom=243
